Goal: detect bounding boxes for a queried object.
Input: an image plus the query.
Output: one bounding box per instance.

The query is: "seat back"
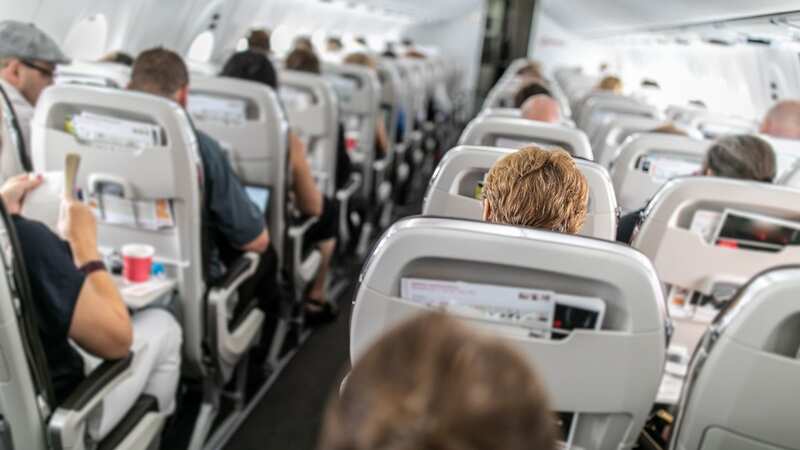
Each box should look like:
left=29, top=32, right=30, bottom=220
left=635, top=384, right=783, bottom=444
left=351, top=217, right=666, bottom=450
left=279, top=70, right=339, bottom=197
left=578, top=94, right=661, bottom=138
left=324, top=63, right=381, bottom=197
left=422, top=145, right=616, bottom=240
left=688, top=113, right=757, bottom=139
left=388, top=58, right=416, bottom=144
left=55, top=62, right=131, bottom=89
left=633, top=177, right=800, bottom=296
left=188, top=76, right=289, bottom=266
left=30, top=85, right=207, bottom=374
left=0, top=82, right=31, bottom=179
left=610, top=133, right=710, bottom=213
left=0, top=202, right=51, bottom=450
left=761, top=135, right=800, bottom=181
left=458, top=115, right=593, bottom=160
left=593, top=116, right=668, bottom=167
left=670, top=266, right=800, bottom=450
left=376, top=59, right=401, bottom=146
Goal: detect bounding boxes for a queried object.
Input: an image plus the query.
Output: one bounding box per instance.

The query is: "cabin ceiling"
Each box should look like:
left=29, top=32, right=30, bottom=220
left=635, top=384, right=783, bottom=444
left=316, top=0, right=484, bottom=23
left=542, top=0, right=800, bottom=36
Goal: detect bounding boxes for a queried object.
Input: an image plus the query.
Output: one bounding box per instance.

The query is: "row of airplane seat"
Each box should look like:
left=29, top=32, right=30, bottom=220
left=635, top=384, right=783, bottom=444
left=0, top=20, right=464, bottom=450
left=336, top=57, right=800, bottom=449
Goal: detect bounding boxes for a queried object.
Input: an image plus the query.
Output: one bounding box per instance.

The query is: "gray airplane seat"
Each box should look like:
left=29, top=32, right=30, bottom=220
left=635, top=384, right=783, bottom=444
left=458, top=115, right=594, bottom=160
left=670, top=266, right=800, bottom=450
left=30, top=85, right=265, bottom=449
left=376, top=59, right=405, bottom=226
left=55, top=61, right=132, bottom=89
left=0, top=82, right=31, bottom=180
left=577, top=94, right=661, bottom=140
left=593, top=116, right=669, bottom=167
left=0, top=199, right=164, bottom=450
left=687, top=113, right=757, bottom=140
left=422, top=145, right=617, bottom=240
left=278, top=70, right=341, bottom=197
left=610, top=133, right=710, bottom=213
left=350, top=217, right=667, bottom=450
left=760, top=135, right=800, bottom=182
left=632, top=177, right=800, bottom=356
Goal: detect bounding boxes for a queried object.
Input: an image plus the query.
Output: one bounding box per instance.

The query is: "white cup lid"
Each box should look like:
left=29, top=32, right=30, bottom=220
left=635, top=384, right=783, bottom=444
left=121, top=244, right=155, bottom=258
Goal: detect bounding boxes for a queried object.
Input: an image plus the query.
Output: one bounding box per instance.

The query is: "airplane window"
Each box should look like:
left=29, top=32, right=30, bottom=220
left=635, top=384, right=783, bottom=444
left=188, top=30, right=215, bottom=63
left=62, top=14, right=108, bottom=61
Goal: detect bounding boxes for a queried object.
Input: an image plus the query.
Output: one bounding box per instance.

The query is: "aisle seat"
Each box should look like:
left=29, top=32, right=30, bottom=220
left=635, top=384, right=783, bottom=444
left=458, top=115, right=593, bottom=160
left=593, top=116, right=669, bottom=167
left=350, top=217, right=667, bottom=450
left=422, top=145, right=617, bottom=240
left=670, top=266, right=800, bottom=450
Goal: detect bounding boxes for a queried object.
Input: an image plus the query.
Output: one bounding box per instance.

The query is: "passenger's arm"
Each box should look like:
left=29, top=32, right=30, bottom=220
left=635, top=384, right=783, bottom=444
left=289, top=131, right=323, bottom=217
left=375, top=115, right=389, bottom=157
left=60, top=199, right=133, bottom=359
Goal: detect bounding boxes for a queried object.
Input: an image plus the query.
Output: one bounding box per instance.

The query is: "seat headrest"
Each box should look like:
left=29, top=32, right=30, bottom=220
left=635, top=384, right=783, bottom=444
left=459, top=116, right=593, bottom=160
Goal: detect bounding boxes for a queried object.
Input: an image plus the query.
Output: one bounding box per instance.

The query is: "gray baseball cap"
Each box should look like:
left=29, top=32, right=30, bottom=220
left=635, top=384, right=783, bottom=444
left=0, top=20, right=69, bottom=64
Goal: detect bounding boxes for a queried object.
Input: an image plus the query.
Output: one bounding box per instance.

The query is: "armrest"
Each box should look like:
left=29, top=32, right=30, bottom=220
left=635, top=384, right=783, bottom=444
left=48, top=354, right=134, bottom=450
left=288, top=216, right=319, bottom=239
left=373, top=158, right=390, bottom=174
left=216, top=253, right=258, bottom=292
left=336, top=173, right=363, bottom=202
left=288, top=216, right=322, bottom=286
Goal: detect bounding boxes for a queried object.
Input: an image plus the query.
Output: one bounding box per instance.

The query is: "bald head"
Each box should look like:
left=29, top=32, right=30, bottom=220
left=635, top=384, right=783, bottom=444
left=761, top=100, right=800, bottom=140
left=521, top=95, right=561, bottom=124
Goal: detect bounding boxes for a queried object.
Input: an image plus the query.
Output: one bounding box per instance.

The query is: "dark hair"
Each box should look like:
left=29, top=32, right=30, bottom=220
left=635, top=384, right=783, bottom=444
left=248, top=29, right=271, bottom=52
left=514, top=81, right=552, bottom=108
left=129, top=47, right=188, bottom=97
left=286, top=48, right=320, bottom=74
left=703, top=134, right=776, bottom=182
left=516, top=62, right=543, bottom=79
left=99, top=51, right=134, bottom=66
left=221, top=50, right=278, bottom=89
left=319, top=313, right=557, bottom=450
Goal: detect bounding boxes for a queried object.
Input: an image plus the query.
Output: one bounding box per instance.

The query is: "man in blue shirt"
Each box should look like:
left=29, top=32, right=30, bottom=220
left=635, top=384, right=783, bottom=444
left=127, top=48, right=278, bottom=312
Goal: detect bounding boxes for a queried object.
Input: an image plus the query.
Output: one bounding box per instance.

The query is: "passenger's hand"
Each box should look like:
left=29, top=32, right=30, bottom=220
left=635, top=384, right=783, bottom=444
left=0, top=173, right=43, bottom=215
left=58, top=198, right=100, bottom=266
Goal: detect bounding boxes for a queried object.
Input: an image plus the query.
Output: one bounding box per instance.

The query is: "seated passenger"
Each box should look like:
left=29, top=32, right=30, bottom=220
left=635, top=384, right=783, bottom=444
left=617, top=134, right=777, bottom=243
left=482, top=146, right=588, bottom=234
left=326, top=37, right=343, bottom=54
left=520, top=94, right=562, bottom=124
left=513, top=81, right=552, bottom=108
left=760, top=100, right=800, bottom=140
left=0, top=174, right=181, bottom=439
left=285, top=48, right=353, bottom=192
left=318, top=313, right=556, bottom=450
left=248, top=28, right=271, bottom=54
left=293, top=35, right=314, bottom=53
left=99, top=51, right=134, bottom=66
left=343, top=52, right=389, bottom=157
left=596, top=75, right=623, bottom=94
left=128, top=49, right=284, bottom=320
left=516, top=61, right=544, bottom=80
left=222, top=50, right=339, bottom=322
left=0, top=21, right=67, bottom=175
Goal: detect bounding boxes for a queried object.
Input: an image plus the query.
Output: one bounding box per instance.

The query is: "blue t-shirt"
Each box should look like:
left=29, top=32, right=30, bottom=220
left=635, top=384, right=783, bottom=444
left=195, top=130, right=265, bottom=279
left=12, top=215, right=86, bottom=404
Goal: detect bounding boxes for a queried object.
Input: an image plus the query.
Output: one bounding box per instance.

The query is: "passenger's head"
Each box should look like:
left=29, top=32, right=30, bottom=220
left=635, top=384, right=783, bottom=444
left=248, top=29, right=271, bottom=53
left=285, top=48, right=321, bottom=74
left=520, top=95, right=561, bottom=124
left=0, top=20, right=68, bottom=105
left=293, top=36, right=314, bottom=53
left=221, top=50, right=278, bottom=90
left=343, top=52, right=376, bottom=70
left=650, top=123, right=688, bottom=136
left=702, top=134, right=776, bottom=182
left=318, top=313, right=557, bottom=450
left=128, top=48, right=189, bottom=107
left=513, top=81, right=552, bottom=108
left=597, top=75, right=622, bottom=94
left=326, top=37, right=343, bottom=53
left=482, top=147, right=588, bottom=233
left=99, top=51, right=134, bottom=66
left=516, top=61, right=543, bottom=80
left=760, top=100, right=800, bottom=140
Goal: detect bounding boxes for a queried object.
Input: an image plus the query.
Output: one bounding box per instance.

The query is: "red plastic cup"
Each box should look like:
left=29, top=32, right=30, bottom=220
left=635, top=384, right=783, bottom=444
left=345, top=131, right=359, bottom=152
left=121, top=244, right=154, bottom=283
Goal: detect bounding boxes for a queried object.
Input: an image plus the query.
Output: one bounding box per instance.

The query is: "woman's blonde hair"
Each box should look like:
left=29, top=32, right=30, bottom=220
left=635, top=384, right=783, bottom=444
left=483, top=146, right=589, bottom=234
left=343, top=52, right=376, bottom=70
left=318, top=313, right=557, bottom=450
left=597, top=75, right=623, bottom=93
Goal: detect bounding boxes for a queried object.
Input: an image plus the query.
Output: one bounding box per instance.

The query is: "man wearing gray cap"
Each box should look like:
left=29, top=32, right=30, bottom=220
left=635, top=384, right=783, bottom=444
left=0, top=20, right=68, bottom=178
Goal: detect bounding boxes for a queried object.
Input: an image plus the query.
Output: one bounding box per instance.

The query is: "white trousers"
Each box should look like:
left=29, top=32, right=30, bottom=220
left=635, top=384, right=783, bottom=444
left=81, top=308, right=183, bottom=440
